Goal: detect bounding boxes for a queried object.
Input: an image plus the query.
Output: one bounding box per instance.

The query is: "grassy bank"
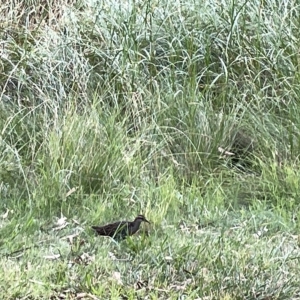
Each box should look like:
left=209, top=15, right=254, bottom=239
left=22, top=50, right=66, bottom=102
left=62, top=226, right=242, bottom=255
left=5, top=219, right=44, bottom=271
left=1, top=0, right=300, bottom=298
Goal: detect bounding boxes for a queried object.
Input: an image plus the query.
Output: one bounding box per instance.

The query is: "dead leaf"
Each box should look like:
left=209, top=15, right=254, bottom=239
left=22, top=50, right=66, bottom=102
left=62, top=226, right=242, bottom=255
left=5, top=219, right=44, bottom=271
left=61, top=233, right=81, bottom=244
left=2, top=209, right=10, bottom=219
left=108, top=251, right=116, bottom=260
left=53, top=223, right=69, bottom=231
left=72, top=253, right=95, bottom=266
left=44, top=254, right=60, bottom=260
left=56, top=215, right=67, bottom=226
left=165, top=256, right=173, bottom=262
left=66, top=187, right=78, bottom=198
left=53, top=215, right=69, bottom=230
left=112, top=271, right=123, bottom=285
left=72, top=218, right=80, bottom=225
left=218, top=147, right=235, bottom=156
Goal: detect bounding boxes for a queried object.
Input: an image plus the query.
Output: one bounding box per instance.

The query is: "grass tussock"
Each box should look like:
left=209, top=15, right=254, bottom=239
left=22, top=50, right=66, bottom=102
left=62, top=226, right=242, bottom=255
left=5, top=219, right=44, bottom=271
left=1, top=0, right=300, bottom=298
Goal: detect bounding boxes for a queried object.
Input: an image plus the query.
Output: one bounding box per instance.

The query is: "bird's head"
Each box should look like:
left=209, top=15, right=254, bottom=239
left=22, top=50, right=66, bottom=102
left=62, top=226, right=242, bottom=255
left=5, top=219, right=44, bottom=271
left=135, top=214, right=150, bottom=224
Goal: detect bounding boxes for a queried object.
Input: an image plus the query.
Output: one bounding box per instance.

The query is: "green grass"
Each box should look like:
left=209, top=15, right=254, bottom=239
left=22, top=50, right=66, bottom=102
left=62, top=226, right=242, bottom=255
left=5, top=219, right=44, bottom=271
left=1, top=0, right=300, bottom=298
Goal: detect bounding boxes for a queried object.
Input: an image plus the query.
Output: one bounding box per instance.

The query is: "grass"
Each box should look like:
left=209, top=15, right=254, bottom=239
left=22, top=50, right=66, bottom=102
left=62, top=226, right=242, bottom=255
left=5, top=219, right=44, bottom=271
left=1, top=0, right=300, bottom=298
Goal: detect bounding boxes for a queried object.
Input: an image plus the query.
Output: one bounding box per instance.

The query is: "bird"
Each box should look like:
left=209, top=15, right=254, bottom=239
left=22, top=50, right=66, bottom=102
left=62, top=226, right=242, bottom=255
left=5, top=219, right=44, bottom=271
left=91, top=214, right=150, bottom=240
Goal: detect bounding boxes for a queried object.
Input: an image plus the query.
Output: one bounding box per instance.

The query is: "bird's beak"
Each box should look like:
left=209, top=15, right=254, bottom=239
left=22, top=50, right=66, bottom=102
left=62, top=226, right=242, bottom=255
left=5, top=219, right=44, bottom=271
left=145, top=218, right=150, bottom=224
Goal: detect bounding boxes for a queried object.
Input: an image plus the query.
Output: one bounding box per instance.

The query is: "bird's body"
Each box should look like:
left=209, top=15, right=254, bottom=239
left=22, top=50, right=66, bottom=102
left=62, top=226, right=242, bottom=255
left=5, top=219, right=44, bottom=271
left=92, top=214, right=150, bottom=240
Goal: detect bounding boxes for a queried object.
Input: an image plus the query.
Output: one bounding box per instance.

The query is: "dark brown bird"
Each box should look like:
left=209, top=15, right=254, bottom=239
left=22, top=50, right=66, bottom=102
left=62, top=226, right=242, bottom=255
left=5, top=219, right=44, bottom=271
left=92, top=214, right=150, bottom=240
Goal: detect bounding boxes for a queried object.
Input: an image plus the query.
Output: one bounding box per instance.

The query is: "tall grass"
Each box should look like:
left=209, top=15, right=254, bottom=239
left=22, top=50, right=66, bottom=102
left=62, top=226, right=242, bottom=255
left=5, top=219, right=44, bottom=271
left=1, top=0, right=300, bottom=298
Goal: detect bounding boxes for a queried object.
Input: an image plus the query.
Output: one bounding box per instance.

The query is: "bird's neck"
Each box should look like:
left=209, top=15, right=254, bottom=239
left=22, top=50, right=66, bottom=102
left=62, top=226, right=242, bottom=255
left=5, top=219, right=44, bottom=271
left=130, top=219, right=142, bottom=234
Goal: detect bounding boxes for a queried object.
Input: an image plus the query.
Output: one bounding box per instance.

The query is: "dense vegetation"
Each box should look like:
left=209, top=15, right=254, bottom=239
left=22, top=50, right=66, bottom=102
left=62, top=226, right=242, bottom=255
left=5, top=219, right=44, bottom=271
left=1, top=0, right=300, bottom=298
